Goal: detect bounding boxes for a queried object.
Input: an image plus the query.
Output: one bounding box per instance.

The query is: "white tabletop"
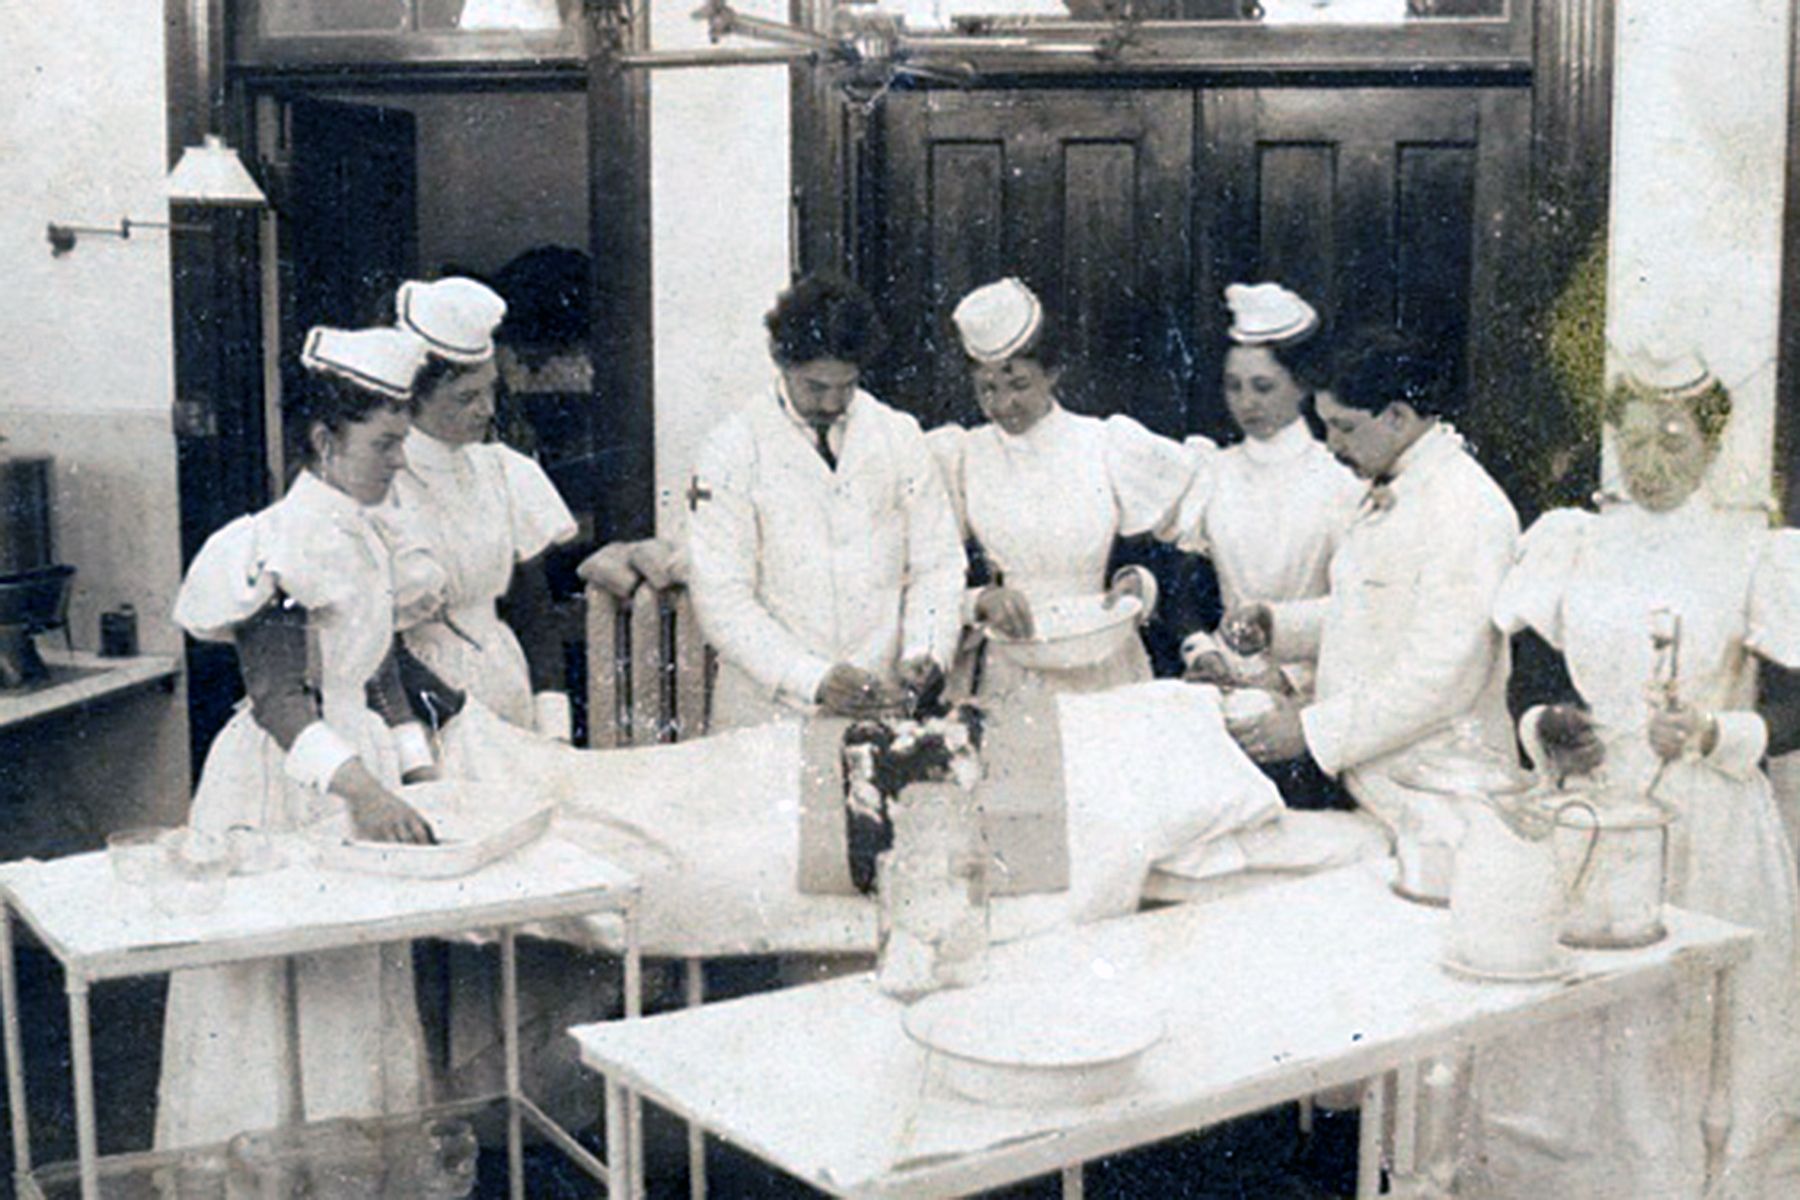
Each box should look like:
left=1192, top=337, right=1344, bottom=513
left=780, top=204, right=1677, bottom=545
left=0, top=649, right=179, bottom=733
left=0, top=834, right=637, bottom=981
left=571, top=863, right=1752, bottom=1199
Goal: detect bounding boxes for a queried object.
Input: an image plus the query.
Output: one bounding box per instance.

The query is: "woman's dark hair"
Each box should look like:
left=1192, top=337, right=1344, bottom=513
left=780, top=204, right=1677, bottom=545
left=411, top=354, right=487, bottom=409
left=287, top=370, right=406, bottom=469
left=765, top=274, right=888, bottom=367
left=1330, top=326, right=1458, bottom=419
left=1260, top=325, right=1333, bottom=394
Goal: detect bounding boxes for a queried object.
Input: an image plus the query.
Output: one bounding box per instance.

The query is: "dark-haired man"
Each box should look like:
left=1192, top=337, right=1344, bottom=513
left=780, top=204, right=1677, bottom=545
left=1222, top=327, right=1520, bottom=832
left=685, top=275, right=966, bottom=729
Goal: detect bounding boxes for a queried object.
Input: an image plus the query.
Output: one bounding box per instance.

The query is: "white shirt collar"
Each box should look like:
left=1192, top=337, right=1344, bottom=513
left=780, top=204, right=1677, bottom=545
left=1386, top=421, right=1463, bottom=494
left=403, top=425, right=465, bottom=475
left=992, top=400, right=1069, bottom=450
left=1240, top=416, right=1316, bottom=466
left=289, top=467, right=375, bottom=523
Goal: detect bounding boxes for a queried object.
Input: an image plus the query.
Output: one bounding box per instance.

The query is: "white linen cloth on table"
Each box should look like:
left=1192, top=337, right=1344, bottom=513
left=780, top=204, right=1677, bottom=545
left=924, top=406, right=1200, bottom=696
left=378, top=427, right=577, bottom=730
left=439, top=681, right=1287, bottom=955
left=684, top=384, right=966, bottom=730
left=1468, top=501, right=1800, bottom=1200
left=158, top=472, right=427, bottom=1151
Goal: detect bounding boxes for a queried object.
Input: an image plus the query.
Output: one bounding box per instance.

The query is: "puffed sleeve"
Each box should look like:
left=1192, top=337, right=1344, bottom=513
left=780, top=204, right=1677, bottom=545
left=495, top=444, right=578, bottom=564
left=1102, top=415, right=1205, bottom=538
left=173, top=515, right=278, bottom=642
left=1747, top=529, right=1800, bottom=668
left=1167, top=435, right=1222, bottom=556
left=923, top=423, right=971, bottom=536
left=1492, top=507, right=1591, bottom=648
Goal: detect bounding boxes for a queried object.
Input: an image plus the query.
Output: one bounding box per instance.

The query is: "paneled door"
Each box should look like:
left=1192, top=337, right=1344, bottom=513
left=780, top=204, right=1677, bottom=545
left=869, top=89, right=1197, bottom=436
left=1196, top=85, right=1531, bottom=435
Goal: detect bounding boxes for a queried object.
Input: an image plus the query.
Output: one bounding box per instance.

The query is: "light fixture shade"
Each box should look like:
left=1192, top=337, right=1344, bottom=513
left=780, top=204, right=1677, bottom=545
left=166, top=134, right=267, bottom=207
left=459, top=0, right=564, bottom=30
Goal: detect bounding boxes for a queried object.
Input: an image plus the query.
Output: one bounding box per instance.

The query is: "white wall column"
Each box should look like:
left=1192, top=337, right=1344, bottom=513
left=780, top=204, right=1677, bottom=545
left=1604, top=0, right=1793, bottom=507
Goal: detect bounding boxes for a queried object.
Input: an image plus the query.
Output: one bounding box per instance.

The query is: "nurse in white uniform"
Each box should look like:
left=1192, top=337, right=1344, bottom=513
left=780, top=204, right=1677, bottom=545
left=1469, top=349, right=1800, bottom=1200
left=380, top=276, right=579, bottom=739
left=926, top=277, right=1201, bottom=697
left=685, top=274, right=966, bottom=730
left=157, top=326, right=435, bottom=1151
left=1176, top=282, right=1363, bottom=696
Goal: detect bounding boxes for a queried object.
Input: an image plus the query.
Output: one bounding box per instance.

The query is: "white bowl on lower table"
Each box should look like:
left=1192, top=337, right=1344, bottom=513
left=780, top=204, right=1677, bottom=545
left=902, top=981, right=1165, bottom=1109
left=986, top=595, right=1143, bottom=674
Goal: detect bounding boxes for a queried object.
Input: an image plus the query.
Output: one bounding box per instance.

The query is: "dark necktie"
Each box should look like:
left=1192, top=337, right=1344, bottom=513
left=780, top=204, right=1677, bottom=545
left=811, top=421, right=838, bottom=471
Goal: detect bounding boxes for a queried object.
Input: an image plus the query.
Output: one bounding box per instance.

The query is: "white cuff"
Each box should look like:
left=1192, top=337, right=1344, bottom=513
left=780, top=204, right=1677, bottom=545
left=1300, top=699, right=1351, bottom=777
left=284, top=721, right=359, bottom=793
left=392, top=722, right=435, bottom=776
left=780, top=655, right=835, bottom=708
left=1109, top=565, right=1159, bottom=623
left=534, top=691, right=573, bottom=741
left=1706, top=711, right=1768, bottom=779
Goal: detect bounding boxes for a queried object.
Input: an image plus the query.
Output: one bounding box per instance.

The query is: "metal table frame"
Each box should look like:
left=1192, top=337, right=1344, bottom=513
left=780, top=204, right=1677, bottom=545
left=0, top=845, right=642, bottom=1200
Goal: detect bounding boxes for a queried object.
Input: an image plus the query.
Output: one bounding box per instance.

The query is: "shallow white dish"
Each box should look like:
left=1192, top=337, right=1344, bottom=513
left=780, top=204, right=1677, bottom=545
left=987, top=595, right=1143, bottom=673
left=903, top=981, right=1164, bottom=1108
left=1440, top=947, right=1576, bottom=985
left=315, top=781, right=553, bottom=879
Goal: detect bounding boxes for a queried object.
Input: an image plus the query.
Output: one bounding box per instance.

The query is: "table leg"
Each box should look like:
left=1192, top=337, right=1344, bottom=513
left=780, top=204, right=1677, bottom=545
left=1060, top=1164, right=1084, bottom=1198
left=604, top=1079, right=633, bottom=1200
left=66, top=976, right=99, bottom=1200
left=502, top=927, right=524, bottom=1200
left=1356, top=1074, right=1387, bottom=1200
left=0, top=907, right=33, bottom=1192
left=1393, top=1063, right=1419, bottom=1186
left=684, top=958, right=706, bottom=1200
left=1704, top=964, right=1738, bottom=1191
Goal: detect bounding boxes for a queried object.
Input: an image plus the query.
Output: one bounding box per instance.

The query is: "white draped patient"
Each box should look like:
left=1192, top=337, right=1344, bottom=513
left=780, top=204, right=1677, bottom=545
left=436, top=680, right=1379, bottom=954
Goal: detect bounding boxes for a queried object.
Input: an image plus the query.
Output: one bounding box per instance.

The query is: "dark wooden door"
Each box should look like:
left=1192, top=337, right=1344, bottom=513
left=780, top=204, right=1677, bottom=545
left=284, top=97, right=419, bottom=434
left=869, top=89, right=1197, bottom=436
left=1196, top=85, right=1531, bottom=436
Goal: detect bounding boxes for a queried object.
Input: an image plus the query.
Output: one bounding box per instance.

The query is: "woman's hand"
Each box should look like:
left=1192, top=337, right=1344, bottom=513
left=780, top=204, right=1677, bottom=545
left=1533, top=704, right=1606, bottom=778
left=974, top=586, right=1035, bottom=640
left=1220, top=603, right=1274, bottom=657
left=1225, top=691, right=1308, bottom=763
left=1648, top=701, right=1718, bottom=762
left=577, top=542, right=640, bottom=598
left=329, top=758, right=437, bottom=844
left=1183, top=649, right=1233, bottom=687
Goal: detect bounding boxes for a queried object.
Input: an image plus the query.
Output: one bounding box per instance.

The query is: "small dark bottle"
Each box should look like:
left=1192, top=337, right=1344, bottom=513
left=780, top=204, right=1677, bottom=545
left=100, top=604, right=138, bottom=658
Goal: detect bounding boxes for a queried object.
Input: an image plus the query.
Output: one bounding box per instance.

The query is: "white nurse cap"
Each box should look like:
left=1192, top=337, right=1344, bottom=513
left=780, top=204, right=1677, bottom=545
left=1225, top=282, right=1319, bottom=346
left=300, top=326, right=430, bottom=400
left=952, top=278, right=1044, bottom=364
left=1615, top=342, right=1717, bottom=401
left=396, top=276, right=508, bottom=364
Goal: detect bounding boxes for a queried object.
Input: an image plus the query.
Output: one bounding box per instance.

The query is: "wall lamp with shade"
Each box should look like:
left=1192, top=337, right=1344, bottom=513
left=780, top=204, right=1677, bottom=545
left=47, top=134, right=267, bottom=256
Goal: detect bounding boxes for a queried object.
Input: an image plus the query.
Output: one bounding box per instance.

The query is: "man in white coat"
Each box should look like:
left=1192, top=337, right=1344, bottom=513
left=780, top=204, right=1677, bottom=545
left=684, top=274, right=967, bottom=730
left=1223, top=326, right=1520, bottom=832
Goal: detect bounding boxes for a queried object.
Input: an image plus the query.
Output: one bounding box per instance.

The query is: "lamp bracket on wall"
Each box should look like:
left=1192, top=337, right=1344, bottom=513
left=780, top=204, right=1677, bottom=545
left=45, top=218, right=210, bottom=257
left=603, top=1, right=1126, bottom=106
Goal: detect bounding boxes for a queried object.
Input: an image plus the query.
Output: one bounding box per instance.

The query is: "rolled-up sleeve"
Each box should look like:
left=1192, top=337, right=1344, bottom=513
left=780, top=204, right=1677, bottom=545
left=233, top=600, right=357, bottom=792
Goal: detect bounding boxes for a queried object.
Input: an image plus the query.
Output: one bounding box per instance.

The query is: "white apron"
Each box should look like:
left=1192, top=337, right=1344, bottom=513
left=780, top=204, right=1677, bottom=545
left=928, top=406, right=1199, bottom=698
left=156, top=474, right=427, bottom=1150
left=381, top=430, right=576, bottom=727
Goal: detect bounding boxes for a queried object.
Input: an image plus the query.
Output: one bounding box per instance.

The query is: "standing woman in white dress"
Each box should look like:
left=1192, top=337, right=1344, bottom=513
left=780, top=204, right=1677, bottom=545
left=381, top=276, right=579, bottom=740
left=1472, top=348, right=1800, bottom=1199
left=1175, top=282, right=1363, bottom=697
left=926, top=277, right=1201, bottom=697
left=157, top=327, right=438, bottom=1150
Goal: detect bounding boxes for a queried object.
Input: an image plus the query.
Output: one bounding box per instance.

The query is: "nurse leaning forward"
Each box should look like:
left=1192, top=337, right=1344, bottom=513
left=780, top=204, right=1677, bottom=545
left=378, top=276, right=579, bottom=739
left=157, top=326, right=444, bottom=1150
left=925, top=278, right=1202, bottom=698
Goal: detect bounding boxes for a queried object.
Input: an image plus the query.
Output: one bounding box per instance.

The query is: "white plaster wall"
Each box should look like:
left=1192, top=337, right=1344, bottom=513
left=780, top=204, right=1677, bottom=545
left=1604, top=0, right=1792, bottom=508
left=650, top=0, right=793, bottom=536
left=1, top=1, right=175, bottom=416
